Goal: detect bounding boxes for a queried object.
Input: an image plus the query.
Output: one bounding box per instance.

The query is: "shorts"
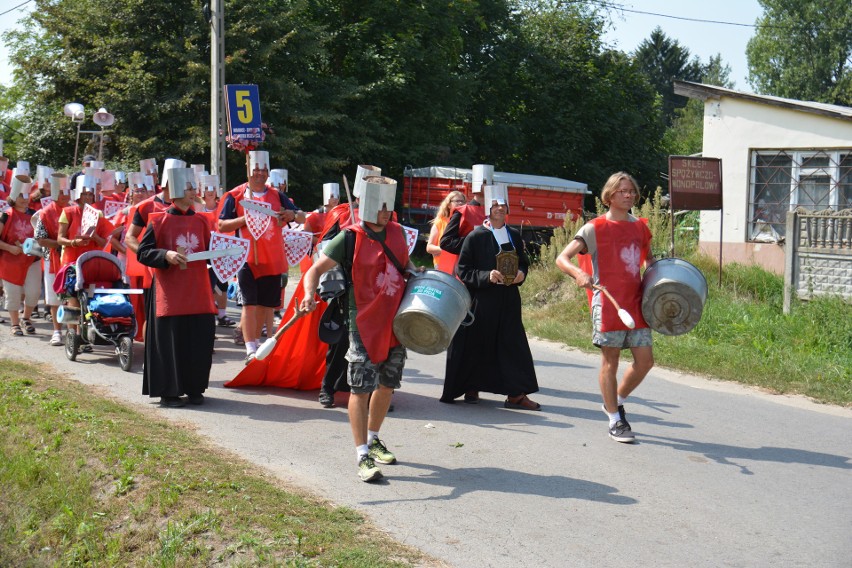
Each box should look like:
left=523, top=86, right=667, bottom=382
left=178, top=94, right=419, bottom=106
left=3, top=263, right=43, bottom=311
left=591, top=303, right=653, bottom=349
left=208, top=266, right=228, bottom=293
left=345, top=329, right=406, bottom=394
left=237, top=265, right=281, bottom=307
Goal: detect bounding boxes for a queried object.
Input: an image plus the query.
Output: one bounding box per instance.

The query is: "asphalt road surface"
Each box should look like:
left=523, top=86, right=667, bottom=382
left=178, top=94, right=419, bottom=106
left=2, top=303, right=849, bottom=568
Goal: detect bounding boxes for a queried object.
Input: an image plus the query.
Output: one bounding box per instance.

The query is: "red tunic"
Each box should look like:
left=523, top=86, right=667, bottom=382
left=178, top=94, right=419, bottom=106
left=0, top=208, right=38, bottom=285
left=349, top=223, right=410, bottom=363
left=229, top=185, right=286, bottom=278
left=39, top=201, right=65, bottom=275
left=457, top=203, right=485, bottom=238
left=59, top=205, right=116, bottom=266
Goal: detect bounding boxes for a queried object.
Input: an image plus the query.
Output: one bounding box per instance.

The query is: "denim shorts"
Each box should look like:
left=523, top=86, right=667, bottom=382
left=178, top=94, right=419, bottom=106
left=345, top=330, right=406, bottom=394
left=591, top=304, right=653, bottom=349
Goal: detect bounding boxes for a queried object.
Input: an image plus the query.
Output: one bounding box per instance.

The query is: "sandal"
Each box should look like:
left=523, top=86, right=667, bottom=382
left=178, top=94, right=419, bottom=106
left=22, top=319, right=36, bottom=334
left=11, top=324, right=23, bottom=336
left=217, top=315, right=236, bottom=327
left=504, top=394, right=541, bottom=411
left=233, top=327, right=245, bottom=346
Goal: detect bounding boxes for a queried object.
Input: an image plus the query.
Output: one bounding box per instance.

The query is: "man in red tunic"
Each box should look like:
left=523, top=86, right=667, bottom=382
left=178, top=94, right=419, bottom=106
left=137, top=167, right=216, bottom=408
left=556, top=171, right=655, bottom=444
left=300, top=175, right=419, bottom=482
left=35, top=173, right=73, bottom=345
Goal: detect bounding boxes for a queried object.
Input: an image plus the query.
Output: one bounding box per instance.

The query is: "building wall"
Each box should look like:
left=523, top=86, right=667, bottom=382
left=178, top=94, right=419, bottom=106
left=697, top=97, right=852, bottom=274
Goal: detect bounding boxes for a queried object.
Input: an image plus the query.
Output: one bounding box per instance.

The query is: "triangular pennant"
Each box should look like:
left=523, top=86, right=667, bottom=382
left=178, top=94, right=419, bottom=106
left=81, top=204, right=100, bottom=236
left=401, top=225, right=419, bottom=255
left=282, top=229, right=313, bottom=267
left=243, top=199, right=272, bottom=241
left=102, top=200, right=125, bottom=219
left=209, top=232, right=250, bottom=283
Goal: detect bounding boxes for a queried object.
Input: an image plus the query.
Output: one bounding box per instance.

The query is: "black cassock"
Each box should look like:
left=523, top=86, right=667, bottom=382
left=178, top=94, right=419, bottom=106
left=137, top=211, right=215, bottom=398
left=440, top=224, right=538, bottom=402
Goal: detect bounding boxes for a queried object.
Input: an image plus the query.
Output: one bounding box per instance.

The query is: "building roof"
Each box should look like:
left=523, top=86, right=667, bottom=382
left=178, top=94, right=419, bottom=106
left=405, top=166, right=589, bottom=194
left=674, top=80, right=852, bottom=121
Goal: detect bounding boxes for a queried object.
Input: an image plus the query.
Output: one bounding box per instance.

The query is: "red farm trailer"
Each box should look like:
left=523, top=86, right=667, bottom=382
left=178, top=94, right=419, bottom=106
left=401, top=165, right=589, bottom=248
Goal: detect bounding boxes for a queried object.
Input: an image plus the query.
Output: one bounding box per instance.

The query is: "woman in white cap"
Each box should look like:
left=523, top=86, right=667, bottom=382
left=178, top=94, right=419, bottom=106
left=0, top=175, right=42, bottom=335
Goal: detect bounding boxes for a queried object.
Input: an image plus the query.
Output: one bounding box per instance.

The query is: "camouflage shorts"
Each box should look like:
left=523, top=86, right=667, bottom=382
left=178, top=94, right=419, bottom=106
left=345, top=330, right=406, bottom=394
left=591, top=303, right=653, bottom=349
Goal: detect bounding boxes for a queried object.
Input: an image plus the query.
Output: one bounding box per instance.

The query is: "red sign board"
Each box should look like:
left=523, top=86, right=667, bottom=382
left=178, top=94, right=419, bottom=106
left=668, top=157, right=723, bottom=210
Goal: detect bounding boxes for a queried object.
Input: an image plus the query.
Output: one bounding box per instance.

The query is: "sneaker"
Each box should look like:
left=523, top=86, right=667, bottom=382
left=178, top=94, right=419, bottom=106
left=244, top=352, right=256, bottom=365
left=357, top=455, right=383, bottom=482
left=318, top=390, right=335, bottom=408
left=608, top=419, right=635, bottom=443
left=49, top=331, right=63, bottom=346
left=368, top=437, right=397, bottom=465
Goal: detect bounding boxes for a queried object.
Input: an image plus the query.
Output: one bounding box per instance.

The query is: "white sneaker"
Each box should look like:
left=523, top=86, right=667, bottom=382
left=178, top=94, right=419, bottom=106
left=49, top=332, right=63, bottom=346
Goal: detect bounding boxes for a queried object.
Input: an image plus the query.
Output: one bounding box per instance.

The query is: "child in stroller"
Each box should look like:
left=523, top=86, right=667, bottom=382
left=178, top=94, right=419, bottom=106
left=59, top=250, right=139, bottom=371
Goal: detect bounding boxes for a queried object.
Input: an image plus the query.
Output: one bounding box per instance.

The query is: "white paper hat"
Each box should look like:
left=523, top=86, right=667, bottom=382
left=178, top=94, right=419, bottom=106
left=353, top=164, right=381, bottom=198
left=36, top=165, right=54, bottom=186
left=88, top=160, right=105, bottom=170
left=199, top=174, right=219, bottom=194
left=128, top=172, right=146, bottom=189
left=74, top=174, right=99, bottom=200
left=471, top=164, right=494, bottom=194
left=359, top=176, right=397, bottom=224
left=144, top=175, right=155, bottom=191
left=161, top=158, right=187, bottom=188
left=114, top=171, right=127, bottom=184
left=10, top=174, right=33, bottom=201
left=15, top=161, right=30, bottom=176
left=484, top=183, right=509, bottom=217
left=0, top=156, right=8, bottom=173
left=83, top=167, right=101, bottom=178
left=139, top=158, right=158, bottom=175
left=50, top=173, right=70, bottom=199
left=168, top=167, right=197, bottom=199
left=249, top=151, right=270, bottom=172
left=322, top=183, right=340, bottom=206
left=100, top=170, right=116, bottom=192
left=269, top=168, right=288, bottom=189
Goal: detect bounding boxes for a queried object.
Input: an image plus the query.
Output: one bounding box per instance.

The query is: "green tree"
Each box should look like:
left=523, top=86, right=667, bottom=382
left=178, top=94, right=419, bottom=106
left=747, top=0, right=851, bottom=105
left=633, top=27, right=704, bottom=125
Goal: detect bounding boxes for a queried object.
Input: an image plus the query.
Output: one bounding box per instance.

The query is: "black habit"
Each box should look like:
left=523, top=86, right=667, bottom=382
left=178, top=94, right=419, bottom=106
left=440, top=224, right=538, bottom=402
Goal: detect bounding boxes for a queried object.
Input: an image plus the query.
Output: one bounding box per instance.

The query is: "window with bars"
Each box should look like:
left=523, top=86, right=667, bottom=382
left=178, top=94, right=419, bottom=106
left=749, top=150, right=852, bottom=241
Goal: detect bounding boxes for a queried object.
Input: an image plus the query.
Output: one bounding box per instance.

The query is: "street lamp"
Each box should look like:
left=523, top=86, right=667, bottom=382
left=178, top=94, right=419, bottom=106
left=63, top=102, right=85, bottom=167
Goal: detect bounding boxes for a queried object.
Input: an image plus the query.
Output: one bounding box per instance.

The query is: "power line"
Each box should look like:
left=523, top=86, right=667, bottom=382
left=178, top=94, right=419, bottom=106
left=581, top=0, right=758, bottom=28
left=0, top=0, right=33, bottom=18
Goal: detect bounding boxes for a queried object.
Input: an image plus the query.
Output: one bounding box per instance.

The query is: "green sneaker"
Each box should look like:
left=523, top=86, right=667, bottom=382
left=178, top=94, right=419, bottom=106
left=358, top=455, right=383, bottom=482
left=368, top=437, right=397, bottom=464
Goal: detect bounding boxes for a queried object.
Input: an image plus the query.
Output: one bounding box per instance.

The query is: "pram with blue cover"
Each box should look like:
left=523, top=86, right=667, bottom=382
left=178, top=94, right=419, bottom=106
left=61, top=251, right=140, bottom=371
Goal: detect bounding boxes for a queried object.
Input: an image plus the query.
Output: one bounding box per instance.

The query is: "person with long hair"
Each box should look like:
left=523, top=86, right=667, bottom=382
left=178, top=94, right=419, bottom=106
left=426, top=190, right=466, bottom=274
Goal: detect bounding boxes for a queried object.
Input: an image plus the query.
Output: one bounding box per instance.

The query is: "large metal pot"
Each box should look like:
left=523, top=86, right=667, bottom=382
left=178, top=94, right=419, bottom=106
left=641, top=258, right=707, bottom=336
left=393, top=270, right=472, bottom=355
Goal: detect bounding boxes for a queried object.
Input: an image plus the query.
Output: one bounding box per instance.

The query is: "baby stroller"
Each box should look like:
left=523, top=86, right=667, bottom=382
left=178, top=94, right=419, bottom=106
left=61, top=251, right=139, bottom=372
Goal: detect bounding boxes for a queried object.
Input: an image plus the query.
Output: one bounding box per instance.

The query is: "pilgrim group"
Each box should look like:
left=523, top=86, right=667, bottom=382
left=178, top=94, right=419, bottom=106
left=0, top=153, right=655, bottom=482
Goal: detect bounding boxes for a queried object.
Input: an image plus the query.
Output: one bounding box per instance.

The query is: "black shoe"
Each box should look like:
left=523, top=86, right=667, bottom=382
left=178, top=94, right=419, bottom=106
left=618, top=404, right=627, bottom=423
left=318, top=391, right=335, bottom=408
left=187, top=394, right=204, bottom=405
left=159, top=396, right=185, bottom=408
left=608, top=419, right=635, bottom=443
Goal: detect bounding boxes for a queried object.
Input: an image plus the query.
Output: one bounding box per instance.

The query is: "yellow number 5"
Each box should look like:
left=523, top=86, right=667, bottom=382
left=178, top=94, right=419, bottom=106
left=236, top=90, right=253, bottom=123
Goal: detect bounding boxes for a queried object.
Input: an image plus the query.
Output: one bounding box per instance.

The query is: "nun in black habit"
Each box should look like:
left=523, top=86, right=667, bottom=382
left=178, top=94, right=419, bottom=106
left=439, top=185, right=540, bottom=410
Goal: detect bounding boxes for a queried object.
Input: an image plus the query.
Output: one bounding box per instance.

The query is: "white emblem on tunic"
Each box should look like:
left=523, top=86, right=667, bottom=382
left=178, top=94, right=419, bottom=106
left=376, top=263, right=401, bottom=296
left=176, top=232, right=200, bottom=254
left=620, top=243, right=641, bottom=277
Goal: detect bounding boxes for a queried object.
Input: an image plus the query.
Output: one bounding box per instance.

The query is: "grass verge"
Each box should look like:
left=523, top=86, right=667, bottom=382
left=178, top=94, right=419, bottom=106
left=0, top=361, right=434, bottom=567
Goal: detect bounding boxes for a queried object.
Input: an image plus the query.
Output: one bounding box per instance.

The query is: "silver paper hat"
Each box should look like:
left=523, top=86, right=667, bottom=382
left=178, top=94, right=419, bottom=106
left=199, top=174, right=219, bottom=194
left=471, top=164, right=494, bottom=194
left=88, top=160, right=105, bottom=170
left=101, top=170, right=116, bottom=192
left=359, top=176, right=397, bottom=224
left=83, top=167, right=101, bottom=178
left=10, top=174, right=33, bottom=201
left=168, top=167, right=197, bottom=199
left=50, top=173, right=70, bottom=199
left=0, top=156, right=7, bottom=173
left=139, top=158, right=158, bottom=175
left=114, top=171, right=127, bottom=184
left=36, top=165, right=54, bottom=186
left=14, top=161, right=30, bottom=176
left=128, top=172, right=146, bottom=189
left=144, top=175, right=155, bottom=191
left=161, top=158, right=187, bottom=188
left=484, top=183, right=509, bottom=217
left=269, top=168, right=288, bottom=189
left=74, top=174, right=99, bottom=200
left=352, top=165, right=381, bottom=199
left=323, top=182, right=340, bottom=205
left=249, top=151, right=270, bottom=173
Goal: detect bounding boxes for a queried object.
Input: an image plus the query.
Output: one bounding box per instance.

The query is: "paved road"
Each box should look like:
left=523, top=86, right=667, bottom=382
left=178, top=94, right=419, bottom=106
left=2, top=302, right=850, bottom=568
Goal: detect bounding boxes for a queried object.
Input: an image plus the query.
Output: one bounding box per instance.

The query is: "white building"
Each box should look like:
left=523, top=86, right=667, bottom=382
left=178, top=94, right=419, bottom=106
left=674, top=81, right=852, bottom=274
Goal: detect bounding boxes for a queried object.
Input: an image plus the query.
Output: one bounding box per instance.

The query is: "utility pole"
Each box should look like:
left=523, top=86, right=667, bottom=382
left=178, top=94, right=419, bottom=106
left=210, top=0, right=226, bottom=184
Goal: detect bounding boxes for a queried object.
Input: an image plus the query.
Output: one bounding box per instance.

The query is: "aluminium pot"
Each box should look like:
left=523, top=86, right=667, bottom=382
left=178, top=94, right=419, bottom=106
left=641, top=258, right=707, bottom=336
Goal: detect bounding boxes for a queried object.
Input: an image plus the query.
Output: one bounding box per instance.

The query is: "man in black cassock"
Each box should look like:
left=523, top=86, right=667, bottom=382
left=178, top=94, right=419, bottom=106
left=137, top=167, right=216, bottom=408
left=440, top=183, right=540, bottom=410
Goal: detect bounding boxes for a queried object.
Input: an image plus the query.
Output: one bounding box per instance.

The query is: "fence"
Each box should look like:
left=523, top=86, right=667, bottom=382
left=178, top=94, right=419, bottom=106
left=783, top=209, right=852, bottom=313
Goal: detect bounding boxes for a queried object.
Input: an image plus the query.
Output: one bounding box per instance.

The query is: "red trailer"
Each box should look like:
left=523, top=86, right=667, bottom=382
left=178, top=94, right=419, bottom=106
left=401, top=165, right=589, bottom=247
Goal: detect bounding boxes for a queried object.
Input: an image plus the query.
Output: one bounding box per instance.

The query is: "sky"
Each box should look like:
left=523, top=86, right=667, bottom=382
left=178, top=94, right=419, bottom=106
left=0, top=0, right=765, bottom=89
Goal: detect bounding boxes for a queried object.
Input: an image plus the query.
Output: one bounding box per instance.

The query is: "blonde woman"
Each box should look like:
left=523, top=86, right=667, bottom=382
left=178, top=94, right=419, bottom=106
left=426, top=190, right=466, bottom=274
